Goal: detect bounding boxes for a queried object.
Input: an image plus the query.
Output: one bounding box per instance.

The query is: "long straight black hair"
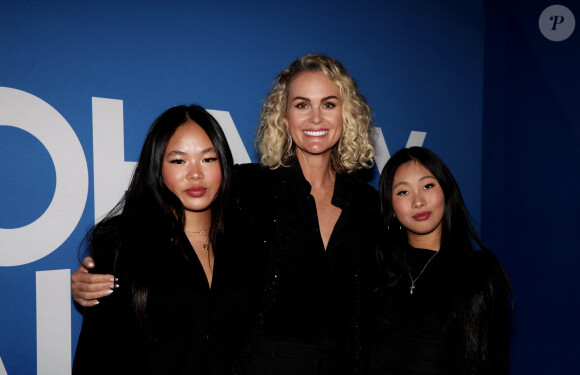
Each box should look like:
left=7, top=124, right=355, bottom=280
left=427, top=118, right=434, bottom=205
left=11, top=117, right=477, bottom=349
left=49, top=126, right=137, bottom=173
left=377, top=147, right=512, bottom=371
left=379, top=147, right=486, bottom=259
left=122, top=104, right=233, bottom=248
left=88, top=104, right=234, bottom=328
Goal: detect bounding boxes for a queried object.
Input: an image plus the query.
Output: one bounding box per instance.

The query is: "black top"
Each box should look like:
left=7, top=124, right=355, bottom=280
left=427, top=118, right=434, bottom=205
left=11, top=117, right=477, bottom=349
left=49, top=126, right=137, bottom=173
left=73, top=162, right=380, bottom=374
left=73, top=216, right=258, bottom=375
left=370, top=244, right=510, bottom=375
left=229, top=162, right=381, bottom=371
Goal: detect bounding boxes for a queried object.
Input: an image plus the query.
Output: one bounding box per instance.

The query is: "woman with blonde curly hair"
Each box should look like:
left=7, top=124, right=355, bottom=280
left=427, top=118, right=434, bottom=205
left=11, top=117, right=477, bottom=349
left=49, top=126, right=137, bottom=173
left=71, top=54, right=382, bottom=375
left=234, top=54, right=382, bottom=374
left=256, top=54, right=376, bottom=173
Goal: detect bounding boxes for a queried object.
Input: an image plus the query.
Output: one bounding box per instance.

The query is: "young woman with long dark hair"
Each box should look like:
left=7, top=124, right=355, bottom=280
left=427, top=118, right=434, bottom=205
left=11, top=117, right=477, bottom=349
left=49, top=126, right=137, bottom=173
left=371, top=147, right=512, bottom=375
left=72, top=105, right=259, bottom=374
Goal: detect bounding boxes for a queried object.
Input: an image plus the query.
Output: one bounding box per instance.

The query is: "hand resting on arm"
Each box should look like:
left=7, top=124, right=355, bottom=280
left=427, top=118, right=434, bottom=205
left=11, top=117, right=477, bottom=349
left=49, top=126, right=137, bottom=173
left=71, top=257, right=117, bottom=307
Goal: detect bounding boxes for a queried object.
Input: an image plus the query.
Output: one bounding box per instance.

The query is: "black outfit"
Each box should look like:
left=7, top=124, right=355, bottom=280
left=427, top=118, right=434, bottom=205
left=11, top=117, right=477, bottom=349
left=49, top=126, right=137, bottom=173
left=73, top=216, right=258, bottom=375
left=228, top=163, right=381, bottom=375
left=73, top=162, right=379, bottom=375
left=370, top=245, right=510, bottom=375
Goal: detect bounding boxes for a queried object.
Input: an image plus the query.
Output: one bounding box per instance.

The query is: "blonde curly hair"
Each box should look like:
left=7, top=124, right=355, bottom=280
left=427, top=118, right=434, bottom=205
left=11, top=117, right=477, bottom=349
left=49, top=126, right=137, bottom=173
left=256, top=54, right=376, bottom=173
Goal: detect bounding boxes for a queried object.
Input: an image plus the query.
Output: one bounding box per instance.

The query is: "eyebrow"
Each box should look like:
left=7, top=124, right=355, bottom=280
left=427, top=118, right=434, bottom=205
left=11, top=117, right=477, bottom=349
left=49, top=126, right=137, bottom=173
left=166, top=150, right=186, bottom=156
left=393, top=175, right=436, bottom=188
left=165, top=147, right=216, bottom=156
left=290, top=95, right=339, bottom=102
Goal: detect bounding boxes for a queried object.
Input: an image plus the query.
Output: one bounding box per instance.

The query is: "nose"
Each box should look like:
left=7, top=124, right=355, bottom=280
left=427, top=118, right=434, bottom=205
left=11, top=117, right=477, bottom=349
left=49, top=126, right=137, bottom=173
left=187, top=164, right=203, bottom=180
left=412, top=194, right=425, bottom=209
left=310, top=107, right=321, bottom=125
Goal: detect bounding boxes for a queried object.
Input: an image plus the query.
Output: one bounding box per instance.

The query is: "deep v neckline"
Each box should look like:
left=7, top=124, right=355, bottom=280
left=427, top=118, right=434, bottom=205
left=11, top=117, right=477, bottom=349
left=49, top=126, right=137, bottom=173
left=183, top=232, right=214, bottom=289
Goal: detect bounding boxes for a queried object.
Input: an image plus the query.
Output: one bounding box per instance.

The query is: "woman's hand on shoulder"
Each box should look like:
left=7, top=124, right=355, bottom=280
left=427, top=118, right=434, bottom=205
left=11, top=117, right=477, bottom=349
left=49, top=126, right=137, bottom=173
left=71, top=257, right=117, bottom=307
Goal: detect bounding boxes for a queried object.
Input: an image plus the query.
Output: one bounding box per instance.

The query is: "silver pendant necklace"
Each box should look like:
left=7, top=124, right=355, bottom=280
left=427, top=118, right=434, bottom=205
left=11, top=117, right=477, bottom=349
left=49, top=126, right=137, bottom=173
left=407, top=250, right=439, bottom=295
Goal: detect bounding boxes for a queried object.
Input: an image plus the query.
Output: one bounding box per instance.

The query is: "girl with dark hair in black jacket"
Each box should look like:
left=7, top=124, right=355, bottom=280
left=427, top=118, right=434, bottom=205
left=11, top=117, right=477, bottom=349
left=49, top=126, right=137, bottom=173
left=371, top=147, right=512, bottom=375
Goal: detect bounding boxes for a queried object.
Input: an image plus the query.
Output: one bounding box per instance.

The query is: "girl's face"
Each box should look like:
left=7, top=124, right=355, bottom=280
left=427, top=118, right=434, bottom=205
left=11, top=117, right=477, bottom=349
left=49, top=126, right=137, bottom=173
left=284, top=71, right=343, bottom=159
left=391, top=160, right=445, bottom=249
left=162, top=121, right=222, bottom=214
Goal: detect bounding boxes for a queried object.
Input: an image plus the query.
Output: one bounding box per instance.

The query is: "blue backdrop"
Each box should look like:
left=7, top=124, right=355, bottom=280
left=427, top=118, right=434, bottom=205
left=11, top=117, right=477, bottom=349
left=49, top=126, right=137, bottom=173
left=482, top=1, right=579, bottom=374
left=1, top=0, right=575, bottom=374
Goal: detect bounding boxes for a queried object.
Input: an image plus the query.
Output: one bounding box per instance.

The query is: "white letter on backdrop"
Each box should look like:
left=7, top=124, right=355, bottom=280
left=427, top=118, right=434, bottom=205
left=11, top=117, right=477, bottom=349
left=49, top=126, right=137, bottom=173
left=405, top=131, right=427, bottom=148
left=0, top=87, right=89, bottom=266
left=207, top=109, right=251, bottom=164
left=92, top=98, right=136, bottom=222
left=373, top=128, right=427, bottom=173
left=36, top=269, right=71, bottom=375
left=0, top=356, right=6, bottom=375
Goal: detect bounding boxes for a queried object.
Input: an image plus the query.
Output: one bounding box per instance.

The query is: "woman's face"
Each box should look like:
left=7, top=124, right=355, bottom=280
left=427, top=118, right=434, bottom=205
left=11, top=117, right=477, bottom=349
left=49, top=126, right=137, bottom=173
left=284, top=71, right=343, bottom=159
left=162, top=121, right=222, bottom=214
left=391, top=161, right=445, bottom=249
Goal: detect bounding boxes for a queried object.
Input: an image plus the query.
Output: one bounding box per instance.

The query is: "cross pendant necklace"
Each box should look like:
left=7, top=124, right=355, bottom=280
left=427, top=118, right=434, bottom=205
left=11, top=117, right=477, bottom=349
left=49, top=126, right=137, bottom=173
left=407, top=250, right=439, bottom=295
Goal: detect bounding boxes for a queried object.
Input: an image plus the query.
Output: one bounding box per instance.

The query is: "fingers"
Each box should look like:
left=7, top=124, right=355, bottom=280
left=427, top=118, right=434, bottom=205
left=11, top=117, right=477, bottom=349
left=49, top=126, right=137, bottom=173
left=73, top=287, right=114, bottom=307
left=82, top=256, right=95, bottom=270
left=72, top=277, right=118, bottom=307
left=71, top=257, right=118, bottom=307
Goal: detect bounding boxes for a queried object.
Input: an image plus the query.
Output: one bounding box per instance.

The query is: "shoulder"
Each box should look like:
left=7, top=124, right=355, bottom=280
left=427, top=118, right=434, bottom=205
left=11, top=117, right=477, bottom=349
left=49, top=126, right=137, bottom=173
left=233, top=163, right=298, bottom=195
left=459, top=250, right=511, bottom=299
left=92, top=215, right=126, bottom=247
left=230, top=163, right=280, bottom=216
left=234, top=162, right=272, bottom=177
left=343, top=172, right=378, bottom=194
left=340, top=172, right=380, bottom=210
left=89, top=215, right=127, bottom=274
left=233, top=163, right=278, bottom=186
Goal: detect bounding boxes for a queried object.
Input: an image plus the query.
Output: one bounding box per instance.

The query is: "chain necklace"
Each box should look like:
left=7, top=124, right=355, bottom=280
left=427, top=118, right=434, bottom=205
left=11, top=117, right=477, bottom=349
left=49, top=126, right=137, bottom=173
left=407, top=250, right=439, bottom=295
left=185, top=229, right=209, bottom=250
left=184, top=229, right=213, bottom=274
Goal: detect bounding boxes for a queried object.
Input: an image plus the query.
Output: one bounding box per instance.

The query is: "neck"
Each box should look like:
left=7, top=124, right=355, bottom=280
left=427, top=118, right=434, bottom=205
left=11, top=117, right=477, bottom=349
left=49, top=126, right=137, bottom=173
left=296, top=150, right=336, bottom=188
left=407, top=232, right=441, bottom=251
left=184, top=209, right=212, bottom=233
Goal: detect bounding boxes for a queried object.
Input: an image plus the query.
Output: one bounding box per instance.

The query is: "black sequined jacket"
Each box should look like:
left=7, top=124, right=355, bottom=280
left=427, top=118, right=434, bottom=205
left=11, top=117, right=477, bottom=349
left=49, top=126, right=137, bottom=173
left=228, top=162, right=381, bottom=374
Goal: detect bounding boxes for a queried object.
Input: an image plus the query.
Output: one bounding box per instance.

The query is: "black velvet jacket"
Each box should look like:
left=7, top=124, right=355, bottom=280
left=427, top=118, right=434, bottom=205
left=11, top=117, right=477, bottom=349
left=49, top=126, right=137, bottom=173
left=73, top=215, right=258, bottom=375
left=228, top=163, right=381, bottom=374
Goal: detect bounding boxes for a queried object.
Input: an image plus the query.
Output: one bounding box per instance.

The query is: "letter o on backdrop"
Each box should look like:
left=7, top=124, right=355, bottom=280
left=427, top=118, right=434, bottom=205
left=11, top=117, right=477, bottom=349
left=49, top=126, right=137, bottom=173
left=0, top=87, right=88, bottom=266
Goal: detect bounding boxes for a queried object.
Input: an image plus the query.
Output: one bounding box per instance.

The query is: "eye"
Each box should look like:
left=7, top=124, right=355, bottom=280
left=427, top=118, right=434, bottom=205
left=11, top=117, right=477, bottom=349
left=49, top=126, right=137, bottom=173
left=169, top=159, right=185, bottom=164
left=424, top=183, right=436, bottom=190
left=202, top=157, right=219, bottom=163
left=296, top=102, right=308, bottom=109
left=322, top=102, right=336, bottom=109
left=395, top=190, right=408, bottom=196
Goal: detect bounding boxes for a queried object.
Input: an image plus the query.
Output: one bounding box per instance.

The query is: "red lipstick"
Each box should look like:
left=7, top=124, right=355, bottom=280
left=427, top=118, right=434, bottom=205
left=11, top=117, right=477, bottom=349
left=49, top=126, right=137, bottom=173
left=413, top=212, right=431, bottom=221
left=186, top=186, right=207, bottom=197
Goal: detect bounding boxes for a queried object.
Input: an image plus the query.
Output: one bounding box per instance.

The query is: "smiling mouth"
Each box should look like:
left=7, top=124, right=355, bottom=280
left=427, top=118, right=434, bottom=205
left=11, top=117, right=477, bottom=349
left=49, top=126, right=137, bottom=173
left=304, top=130, right=328, bottom=136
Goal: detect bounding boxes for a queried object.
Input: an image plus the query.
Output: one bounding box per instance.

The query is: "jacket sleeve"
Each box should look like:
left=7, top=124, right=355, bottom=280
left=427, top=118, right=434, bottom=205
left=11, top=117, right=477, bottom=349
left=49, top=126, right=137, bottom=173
left=73, top=221, right=142, bottom=374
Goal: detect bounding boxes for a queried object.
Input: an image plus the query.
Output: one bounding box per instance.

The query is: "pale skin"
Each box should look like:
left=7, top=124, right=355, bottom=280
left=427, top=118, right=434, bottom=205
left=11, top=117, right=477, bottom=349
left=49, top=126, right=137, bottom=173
left=72, top=71, right=345, bottom=305
left=71, top=121, right=219, bottom=306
